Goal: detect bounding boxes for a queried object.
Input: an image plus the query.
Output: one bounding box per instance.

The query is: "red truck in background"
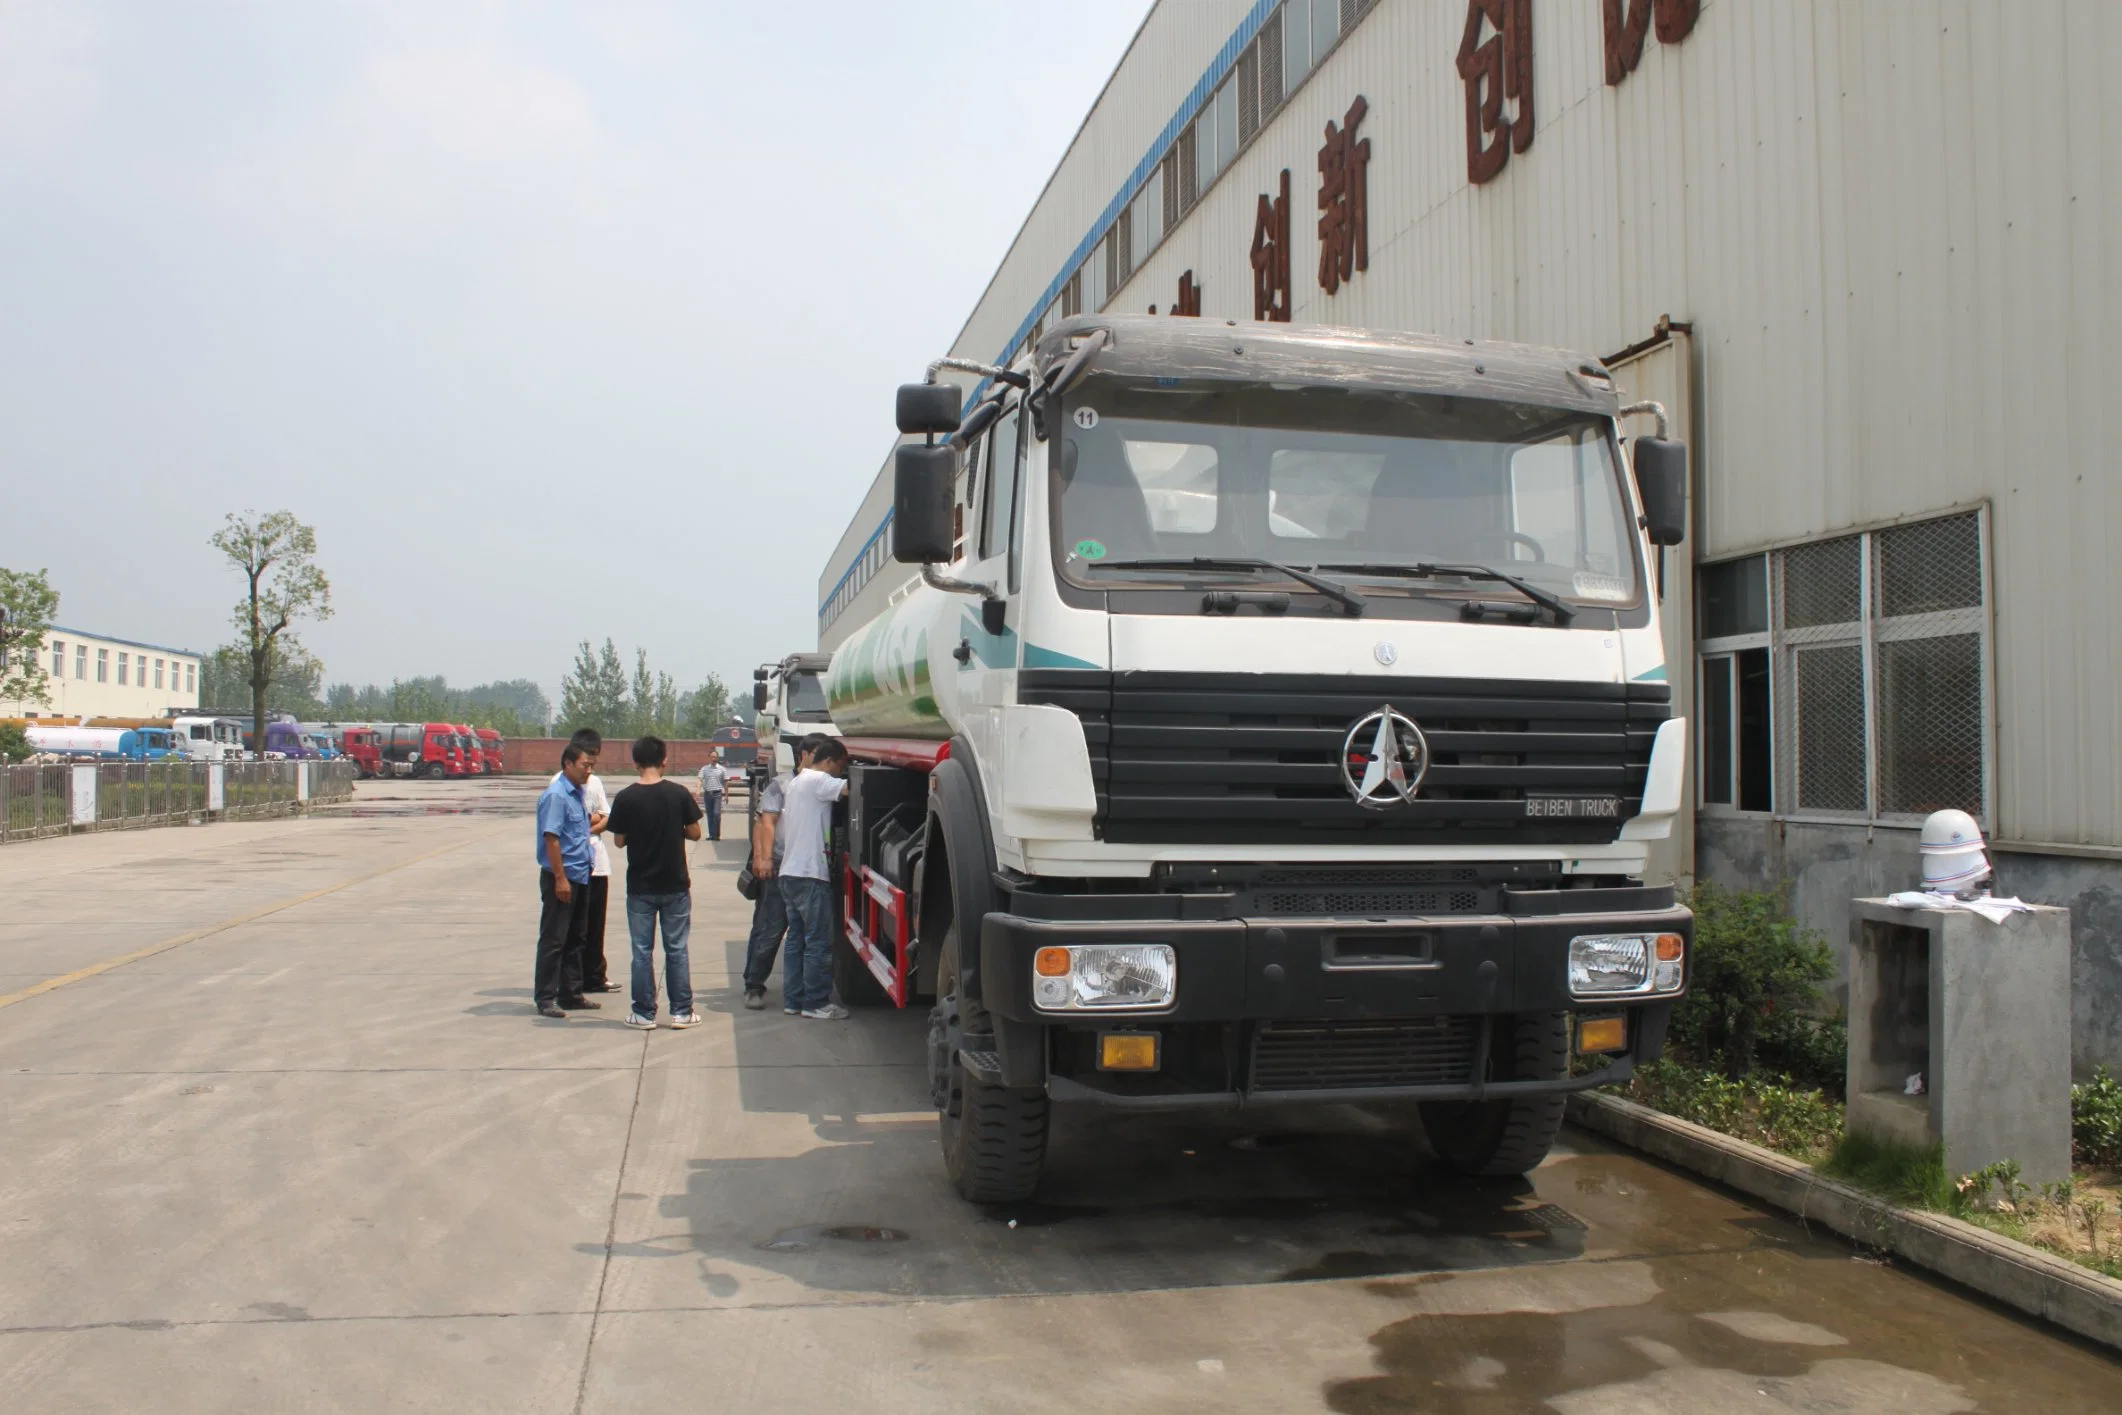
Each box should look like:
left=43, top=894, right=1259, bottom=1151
left=341, top=726, right=382, bottom=778
left=475, top=727, right=503, bottom=775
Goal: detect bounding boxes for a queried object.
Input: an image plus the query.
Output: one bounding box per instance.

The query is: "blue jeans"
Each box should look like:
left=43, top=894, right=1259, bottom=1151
left=779, top=876, right=836, bottom=1013
left=703, top=793, right=723, bottom=840
left=742, top=875, right=788, bottom=990
left=626, top=890, right=693, bottom=1020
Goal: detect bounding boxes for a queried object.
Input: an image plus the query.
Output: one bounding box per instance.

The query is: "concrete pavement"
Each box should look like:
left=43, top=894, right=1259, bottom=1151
left=1, top=776, right=2118, bottom=1412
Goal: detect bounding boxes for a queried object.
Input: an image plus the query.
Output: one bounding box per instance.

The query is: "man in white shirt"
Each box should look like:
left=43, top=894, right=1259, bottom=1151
left=554, top=729, right=619, bottom=995
left=776, top=737, right=849, bottom=1019
left=697, top=755, right=730, bottom=842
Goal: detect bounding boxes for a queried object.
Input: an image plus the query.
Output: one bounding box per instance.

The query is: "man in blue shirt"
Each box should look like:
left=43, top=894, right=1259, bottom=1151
left=534, top=743, right=599, bottom=1019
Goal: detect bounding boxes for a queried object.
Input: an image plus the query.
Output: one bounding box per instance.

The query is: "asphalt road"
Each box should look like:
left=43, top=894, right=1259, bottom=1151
left=1, top=775, right=2118, bottom=1412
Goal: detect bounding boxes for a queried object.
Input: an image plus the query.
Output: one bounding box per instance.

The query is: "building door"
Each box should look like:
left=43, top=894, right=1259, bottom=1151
left=1610, top=331, right=1697, bottom=890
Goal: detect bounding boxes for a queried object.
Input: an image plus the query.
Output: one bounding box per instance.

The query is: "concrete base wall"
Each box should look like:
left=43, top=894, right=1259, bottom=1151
left=1698, top=815, right=2122, bottom=1078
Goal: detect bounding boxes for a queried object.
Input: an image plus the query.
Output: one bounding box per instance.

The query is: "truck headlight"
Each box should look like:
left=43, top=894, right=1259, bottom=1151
left=1031, top=944, right=1177, bottom=1012
left=1568, top=933, right=1685, bottom=999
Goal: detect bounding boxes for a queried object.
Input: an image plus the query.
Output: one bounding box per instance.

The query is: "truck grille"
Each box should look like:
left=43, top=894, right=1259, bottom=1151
left=1250, top=1017, right=1482, bottom=1093
left=1019, top=670, right=1667, bottom=846
left=1258, top=888, right=1483, bottom=915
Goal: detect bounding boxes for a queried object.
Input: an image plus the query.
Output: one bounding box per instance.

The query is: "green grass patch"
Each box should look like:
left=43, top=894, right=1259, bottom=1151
left=1820, top=1130, right=1956, bottom=1211
left=1621, top=1058, right=1843, bottom=1162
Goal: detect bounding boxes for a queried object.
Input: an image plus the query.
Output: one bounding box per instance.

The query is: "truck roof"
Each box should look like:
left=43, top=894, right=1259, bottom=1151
left=1034, top=314, right=1620, bottom=418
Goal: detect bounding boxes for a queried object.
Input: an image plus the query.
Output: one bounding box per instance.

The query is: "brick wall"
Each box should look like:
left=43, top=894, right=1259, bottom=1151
left=501, top=738, right=759, bottom=775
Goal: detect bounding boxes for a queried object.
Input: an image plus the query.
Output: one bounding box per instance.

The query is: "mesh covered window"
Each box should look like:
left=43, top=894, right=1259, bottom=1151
left=1717, top=509, right=1989, bottom=821
left=1259, top=11, right=1285, bottom=112
left=1238, top=45, right=1260, bottom=145
left=1794, top=644, right=1867, bottom=811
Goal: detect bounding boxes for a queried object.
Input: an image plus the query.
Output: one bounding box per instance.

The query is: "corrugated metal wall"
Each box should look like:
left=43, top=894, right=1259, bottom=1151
left=835, top=0, right=2121, bottom=847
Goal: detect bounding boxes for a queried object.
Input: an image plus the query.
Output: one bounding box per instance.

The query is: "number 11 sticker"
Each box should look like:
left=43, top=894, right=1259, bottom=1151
left=1073, top=407, right=1099, bottom=429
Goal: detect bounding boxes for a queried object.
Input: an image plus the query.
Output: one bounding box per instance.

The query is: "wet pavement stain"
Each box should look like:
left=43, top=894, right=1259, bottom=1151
left=1328, top=1239, right=2122, bottom=1413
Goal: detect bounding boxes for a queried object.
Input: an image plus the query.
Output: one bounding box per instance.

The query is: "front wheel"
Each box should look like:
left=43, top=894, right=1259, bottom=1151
left=1419, top=1011, right=1570, bottom=1177
left=928, top=923, right=1048, bottom=1202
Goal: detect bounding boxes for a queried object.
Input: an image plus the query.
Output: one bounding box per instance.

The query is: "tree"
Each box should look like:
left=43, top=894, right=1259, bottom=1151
left=0, top=722, right=32, bottom=763
left=680, top=674, right=733, bottom=737
left=211, top=511, right=332, bottom=749
left=559, top=638, right=630, bottom=738
left=0, top=566, right=59, bottom=709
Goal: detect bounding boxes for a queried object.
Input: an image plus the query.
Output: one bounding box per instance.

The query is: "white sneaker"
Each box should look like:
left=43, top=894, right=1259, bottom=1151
left=802, top=1003, right=850, bottom=1020
left=668, top=1012, right=702, bottom=1029
left=624, top=1012, right=655, bottom=1030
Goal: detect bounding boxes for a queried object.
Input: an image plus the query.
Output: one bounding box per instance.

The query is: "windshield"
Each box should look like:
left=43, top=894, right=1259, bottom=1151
left=1054, top=380, right=1640, bottom=607
left=784, top=671, right=830, bottom=723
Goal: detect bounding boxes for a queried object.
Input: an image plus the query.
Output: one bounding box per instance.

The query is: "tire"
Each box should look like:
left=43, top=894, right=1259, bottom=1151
left=1419, top=1011, right=1570, bottom=1177
left=929, top=922, right=1048, bottom=1203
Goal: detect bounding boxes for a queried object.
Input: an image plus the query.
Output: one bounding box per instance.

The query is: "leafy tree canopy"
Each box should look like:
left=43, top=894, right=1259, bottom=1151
left=0, top=566, right=60, bottom=708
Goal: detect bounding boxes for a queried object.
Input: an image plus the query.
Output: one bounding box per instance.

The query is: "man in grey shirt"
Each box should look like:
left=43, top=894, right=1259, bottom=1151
left=740, top=735, right=823, bottom=1010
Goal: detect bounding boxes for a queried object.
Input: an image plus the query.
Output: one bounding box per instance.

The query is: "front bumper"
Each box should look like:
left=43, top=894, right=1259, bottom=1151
left=978, top=892, right=1688, bottom=1104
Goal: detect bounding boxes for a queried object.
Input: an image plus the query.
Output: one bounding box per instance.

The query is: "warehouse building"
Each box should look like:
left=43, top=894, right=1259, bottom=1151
left=2, top=626, right=202, bottom=721
left=820, top=0, right=2122, bottom=1067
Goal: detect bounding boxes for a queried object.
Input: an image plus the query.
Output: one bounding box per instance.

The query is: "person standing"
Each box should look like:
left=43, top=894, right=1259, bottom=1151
left=776, top=736, right=850, bottom=1020
left=533, top=743, right=599, bottom=1019
left=697, top=754, right=729, bottom=842
left=740, top=734, right=822, bottom=1011
left=569, top=730, right=621, bottom=994
left=605, top=735, right=705, bottom=1029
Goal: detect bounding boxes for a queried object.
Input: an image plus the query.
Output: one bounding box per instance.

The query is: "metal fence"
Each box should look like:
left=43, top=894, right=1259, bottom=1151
left=0, top=759, right=357, bottom=845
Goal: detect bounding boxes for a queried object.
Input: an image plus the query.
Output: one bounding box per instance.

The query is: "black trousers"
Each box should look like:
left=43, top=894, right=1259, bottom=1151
left=579, top=876, right=612, bottom=989
left=535, top=869, right=591, bottom=1006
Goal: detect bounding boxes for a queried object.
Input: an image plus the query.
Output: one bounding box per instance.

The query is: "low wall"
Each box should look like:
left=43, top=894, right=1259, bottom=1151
left=0, top=759, right=357, bottom=844
left=501, top=738, right=757, bottom=776
left=1698, top=814, right=2122, bottom=1078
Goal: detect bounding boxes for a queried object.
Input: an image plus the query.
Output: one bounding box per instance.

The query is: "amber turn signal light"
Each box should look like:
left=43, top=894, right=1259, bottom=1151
left=1098, top=1033, right=1160, bottom=1071
left=1655, top=934, right=1685, bottom=962
left=1033, top=947, right=1071, bottom=977
left=1577, top=1015, right=1629, bottom=1055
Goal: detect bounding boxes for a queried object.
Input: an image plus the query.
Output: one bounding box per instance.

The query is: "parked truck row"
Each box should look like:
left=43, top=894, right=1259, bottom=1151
left=8, top=716, right=506, bottom=775
left=791, top=315, right=1695, bottom=1204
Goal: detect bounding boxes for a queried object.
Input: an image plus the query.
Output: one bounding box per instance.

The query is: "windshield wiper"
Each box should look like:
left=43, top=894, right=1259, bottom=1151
left=1313, top=562, right=1576, bottom=625
left=1096, top=557, right=1368, bottom=617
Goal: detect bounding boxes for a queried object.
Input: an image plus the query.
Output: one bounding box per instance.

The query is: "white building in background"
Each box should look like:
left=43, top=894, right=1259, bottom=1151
left=820, top=0, right=2122, bottom=1068
left=3, top=626, right=202, bottom=721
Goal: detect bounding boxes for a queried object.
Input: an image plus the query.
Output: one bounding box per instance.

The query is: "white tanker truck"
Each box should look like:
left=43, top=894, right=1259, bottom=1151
left=818, top=314, right=1693, bottom=1203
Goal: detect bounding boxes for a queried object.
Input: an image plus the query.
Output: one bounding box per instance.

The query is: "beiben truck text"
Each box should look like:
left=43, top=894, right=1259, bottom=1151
left=819, top=316, right=1693, bottom=1203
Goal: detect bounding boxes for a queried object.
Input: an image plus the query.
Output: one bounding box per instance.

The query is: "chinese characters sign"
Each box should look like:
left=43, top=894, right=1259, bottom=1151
left=1604, top=0, right=1699, bottom=85
left=1316, top=98, right=1370, bottom=295
left=1251, top=168, right=1292, bottom=321
left=1457, top=0, right=1534, bottom=185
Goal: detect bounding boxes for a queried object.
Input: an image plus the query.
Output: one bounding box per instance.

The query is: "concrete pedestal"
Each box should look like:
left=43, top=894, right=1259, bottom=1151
left=1846, top=898, right=2072, bottom=1185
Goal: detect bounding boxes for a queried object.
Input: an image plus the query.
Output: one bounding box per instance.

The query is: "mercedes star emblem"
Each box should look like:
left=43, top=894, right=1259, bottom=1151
left=1373, top=641, right=1398, bottom=666
left=1341, top=706, right=1429, bottom=809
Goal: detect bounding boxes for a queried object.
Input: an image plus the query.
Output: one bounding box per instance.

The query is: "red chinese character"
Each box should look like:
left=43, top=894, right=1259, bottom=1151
left=1251, top=168, right=1293, bottom=322
left=1172, top=270, right=1202, bottom=317
left=1316, top=97, right=1370, bottom=296
left=1604, top=0, right=1699, bottom=85
left=1456, top=0, right=1534, bottom=185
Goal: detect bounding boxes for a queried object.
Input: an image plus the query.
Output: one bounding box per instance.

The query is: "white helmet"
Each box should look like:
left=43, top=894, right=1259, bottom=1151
left=1919, top=809, right=1989, bottom=891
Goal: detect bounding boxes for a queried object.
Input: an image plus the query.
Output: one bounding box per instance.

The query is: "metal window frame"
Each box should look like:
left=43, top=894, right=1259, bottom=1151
left=1703, top=506, right=1992, bottom=830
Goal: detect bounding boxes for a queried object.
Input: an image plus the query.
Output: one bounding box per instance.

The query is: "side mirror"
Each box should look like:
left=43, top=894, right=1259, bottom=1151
left=896, top=382, right=961, bottom=437
left=1633, top=437, right=1688, bottom=547
left=893, top=444, right=957, bottom=563
left=751, top=682, right=768, bottom=712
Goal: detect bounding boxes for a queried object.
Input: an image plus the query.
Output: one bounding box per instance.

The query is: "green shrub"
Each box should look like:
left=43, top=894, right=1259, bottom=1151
left=0, top=723, right=29, bottom=763
left=2073, top=1066, right=2122, bottom=1169
left=1624, top=1059, right=1843, bottom=1160
left=1821, top=1130, right=1955, bottom=1211
left=1755, top=1008, right=1849, bottom=1100
left=1673, top=882, right=1836, bottom=1079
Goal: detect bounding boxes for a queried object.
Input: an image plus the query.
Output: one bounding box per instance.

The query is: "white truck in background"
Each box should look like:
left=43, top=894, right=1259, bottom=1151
left=818, top=314, right=1695, bottom=1203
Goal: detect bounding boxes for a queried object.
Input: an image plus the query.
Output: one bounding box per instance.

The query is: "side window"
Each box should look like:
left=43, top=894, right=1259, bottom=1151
left=954, top=433, right=983, bottom=563
left=980, top=403, right=1022, bottom=561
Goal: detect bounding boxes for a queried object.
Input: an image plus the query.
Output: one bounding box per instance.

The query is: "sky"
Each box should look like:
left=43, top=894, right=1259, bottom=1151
left=0, top=0, right=1152, bottom=703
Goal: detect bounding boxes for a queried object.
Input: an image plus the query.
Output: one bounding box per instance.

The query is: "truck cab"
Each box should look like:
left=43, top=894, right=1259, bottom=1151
left=750, top=652, right=839, bottom=780
left=475, top=727, right=503, bottom=775
left=823, top=315, right=1694, bottom=1203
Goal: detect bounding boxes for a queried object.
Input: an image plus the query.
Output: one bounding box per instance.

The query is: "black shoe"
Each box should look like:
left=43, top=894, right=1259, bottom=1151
left=538, top=1003, right=567, bottom=1019
left=559, top=996, right=601, bottom=1010
left=591, top=982, right=623, bottom=993
left=743, top=987, right=765, bottom=1011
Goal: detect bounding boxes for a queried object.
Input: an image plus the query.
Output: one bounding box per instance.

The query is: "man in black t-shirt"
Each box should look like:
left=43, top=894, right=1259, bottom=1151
left=605, top=735, right=705, bottom=1029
